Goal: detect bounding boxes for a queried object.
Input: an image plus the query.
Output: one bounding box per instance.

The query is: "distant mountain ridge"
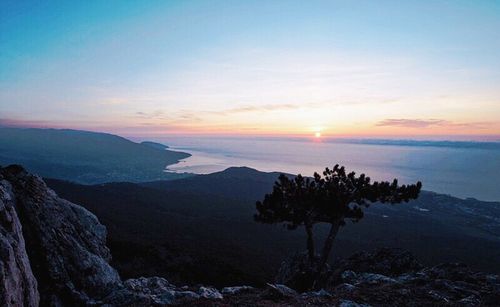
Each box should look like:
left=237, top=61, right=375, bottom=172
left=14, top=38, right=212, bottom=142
left=0, top=127, right=190, bottom=184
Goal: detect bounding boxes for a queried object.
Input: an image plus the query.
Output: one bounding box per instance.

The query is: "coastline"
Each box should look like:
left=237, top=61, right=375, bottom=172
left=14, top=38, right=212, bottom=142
left=160, top=139, right=500, bottom=202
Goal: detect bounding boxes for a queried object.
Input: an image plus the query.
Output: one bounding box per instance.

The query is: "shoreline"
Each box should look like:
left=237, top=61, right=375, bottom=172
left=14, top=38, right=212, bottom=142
left=160, top=140, right=500, bottom=202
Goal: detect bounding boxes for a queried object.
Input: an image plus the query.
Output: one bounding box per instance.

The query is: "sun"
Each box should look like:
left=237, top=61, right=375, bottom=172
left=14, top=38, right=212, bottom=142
left=315, top=132, right=321, bottom=138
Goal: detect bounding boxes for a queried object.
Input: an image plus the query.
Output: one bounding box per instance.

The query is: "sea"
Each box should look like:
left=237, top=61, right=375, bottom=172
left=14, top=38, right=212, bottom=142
left=145, top=137, right=500, bottom=202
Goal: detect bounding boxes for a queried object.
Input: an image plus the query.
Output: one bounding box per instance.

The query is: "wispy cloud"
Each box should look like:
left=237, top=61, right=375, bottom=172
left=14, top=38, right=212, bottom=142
left=135, top=110, right=167, bottom=120
left=134, top=110, right=203, bottom=122
left=134, top=103, right=313, bottom=121
left=0, top=118, right=67, bottom=128
left=376, top=118, right=492, bottom=129
left=212, top=103, right=302, bottom=115
left=376, top=119, right=447, bottom=128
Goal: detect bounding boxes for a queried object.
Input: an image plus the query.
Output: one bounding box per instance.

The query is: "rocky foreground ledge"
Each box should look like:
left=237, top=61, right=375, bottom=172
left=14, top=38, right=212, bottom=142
left=1, top=165, right=499, bottom=306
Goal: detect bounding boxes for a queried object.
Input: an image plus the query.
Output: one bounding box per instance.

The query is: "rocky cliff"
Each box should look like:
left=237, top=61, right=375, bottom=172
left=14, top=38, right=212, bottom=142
left=0, top=167, right=39, bottom=306
left=1, top=164, right=122, bottom=306
left=0, top=165, right=499, bottom=306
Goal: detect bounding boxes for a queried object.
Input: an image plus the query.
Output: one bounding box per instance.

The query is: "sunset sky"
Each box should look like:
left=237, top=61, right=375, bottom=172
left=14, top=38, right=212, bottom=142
left=1, top=1, right=499, bottom=140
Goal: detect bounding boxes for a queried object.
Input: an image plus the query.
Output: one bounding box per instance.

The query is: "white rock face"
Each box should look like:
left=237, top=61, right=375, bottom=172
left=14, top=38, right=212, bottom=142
left=1, top=165, right=122, bottom=306
left=0, top=178, right=39, bottom=307
left=198, top=286, right=223, bottom=299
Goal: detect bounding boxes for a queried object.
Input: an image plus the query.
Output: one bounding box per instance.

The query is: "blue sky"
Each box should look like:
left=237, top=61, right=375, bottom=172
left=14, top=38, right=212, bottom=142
left=1, top=0, right=499, bottom=139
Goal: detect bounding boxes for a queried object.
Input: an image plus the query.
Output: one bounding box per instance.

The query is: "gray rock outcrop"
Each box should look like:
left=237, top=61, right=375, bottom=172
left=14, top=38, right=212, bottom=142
left=0, top=173, right=39, bottom=307
left=221, top=285, right=254, bottom=295
left=1, top=165, right=121, bottom=306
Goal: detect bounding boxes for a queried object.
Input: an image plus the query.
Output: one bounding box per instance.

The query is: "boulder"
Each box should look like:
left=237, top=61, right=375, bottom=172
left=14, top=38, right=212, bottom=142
left=198, top=286, right=223, bottom=299
left=123, top=277, right=175, bottom=295
left=221, top=286, right=254, bottom=295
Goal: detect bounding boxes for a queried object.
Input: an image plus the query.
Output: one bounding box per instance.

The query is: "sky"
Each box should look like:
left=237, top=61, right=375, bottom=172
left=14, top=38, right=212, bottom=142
left=1, top=0, right=499, bottom=140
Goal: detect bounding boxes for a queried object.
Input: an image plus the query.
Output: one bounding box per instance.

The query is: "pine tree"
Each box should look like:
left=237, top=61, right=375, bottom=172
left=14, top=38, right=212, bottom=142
left=255, top=165, right=422, bottom=274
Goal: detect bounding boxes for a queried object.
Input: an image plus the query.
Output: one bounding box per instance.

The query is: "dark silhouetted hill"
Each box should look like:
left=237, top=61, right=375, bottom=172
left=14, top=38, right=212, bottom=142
left=0, top=127, right=190, bottom=184
left=45, top=167, right=500, bottom=287
left=142, top=166, right=284, bottom=202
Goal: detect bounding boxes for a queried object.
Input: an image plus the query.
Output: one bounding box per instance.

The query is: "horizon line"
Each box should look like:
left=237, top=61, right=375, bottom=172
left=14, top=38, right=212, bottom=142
left=2, top=124, right=499, bottom=143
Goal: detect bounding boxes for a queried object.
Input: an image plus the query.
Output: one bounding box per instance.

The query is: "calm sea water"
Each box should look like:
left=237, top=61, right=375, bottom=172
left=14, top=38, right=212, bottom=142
left=146, top=137, right=500, bottom=201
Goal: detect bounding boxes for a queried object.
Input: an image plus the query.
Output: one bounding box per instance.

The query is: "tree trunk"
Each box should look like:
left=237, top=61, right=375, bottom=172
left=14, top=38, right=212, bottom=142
left=305, top=224, right=315, bottom=263
left=318, top=220, right=341, bottom=271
